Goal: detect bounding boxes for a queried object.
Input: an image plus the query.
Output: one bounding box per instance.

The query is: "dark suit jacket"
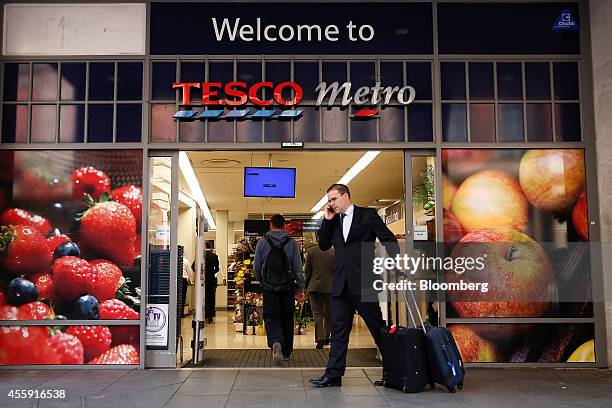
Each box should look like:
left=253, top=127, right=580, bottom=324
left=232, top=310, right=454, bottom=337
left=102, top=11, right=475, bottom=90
left=318, top=205, right=400, bottom=297
left=205, top=250, right=219, bottom=286
left=304, top=245, right=334, bottom=294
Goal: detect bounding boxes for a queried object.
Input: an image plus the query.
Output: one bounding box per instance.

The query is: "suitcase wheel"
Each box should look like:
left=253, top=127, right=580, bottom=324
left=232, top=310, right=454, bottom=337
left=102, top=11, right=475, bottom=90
left=457, top=382, right=464, bottom=390
left=446, top=386, right=457, bottom=393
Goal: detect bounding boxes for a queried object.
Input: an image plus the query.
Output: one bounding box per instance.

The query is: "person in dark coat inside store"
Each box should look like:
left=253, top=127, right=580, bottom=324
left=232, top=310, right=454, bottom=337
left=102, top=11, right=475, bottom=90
left=309, top=183, right=399, bottom=388
left=254, top=214, right=305, bottom=366
left=204, top=241, right=219, bottom=324
left=304, top=233, right=334, bottom=349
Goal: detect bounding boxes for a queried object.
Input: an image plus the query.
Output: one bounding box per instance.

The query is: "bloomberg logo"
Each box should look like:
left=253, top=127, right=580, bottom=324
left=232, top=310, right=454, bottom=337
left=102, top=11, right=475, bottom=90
left=172, top=80, right=416, bottom=121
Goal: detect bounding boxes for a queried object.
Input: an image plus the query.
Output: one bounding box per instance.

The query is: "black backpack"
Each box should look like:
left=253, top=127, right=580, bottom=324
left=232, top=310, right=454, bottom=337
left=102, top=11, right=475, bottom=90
left=262, top=236, right=294, bottom=291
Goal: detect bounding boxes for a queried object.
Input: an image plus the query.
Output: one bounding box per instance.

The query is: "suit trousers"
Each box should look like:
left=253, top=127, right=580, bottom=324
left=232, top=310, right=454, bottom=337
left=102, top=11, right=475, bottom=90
left=308, top=292, right=331, bottom=342
left=262, top=289, right=295, bottom=358
left=325, top=282, right=385, bottom=378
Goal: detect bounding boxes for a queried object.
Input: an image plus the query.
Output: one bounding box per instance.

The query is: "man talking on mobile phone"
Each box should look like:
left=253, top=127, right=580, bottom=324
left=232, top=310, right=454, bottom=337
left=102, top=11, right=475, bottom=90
left=309, top=184, right=399, bottom=388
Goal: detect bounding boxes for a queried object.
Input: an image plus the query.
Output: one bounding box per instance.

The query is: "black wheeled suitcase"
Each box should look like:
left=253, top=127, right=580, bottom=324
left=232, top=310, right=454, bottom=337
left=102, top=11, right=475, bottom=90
left=424, top=325, right=465, bottom=393
left=380, top=325, right=428, bottom=393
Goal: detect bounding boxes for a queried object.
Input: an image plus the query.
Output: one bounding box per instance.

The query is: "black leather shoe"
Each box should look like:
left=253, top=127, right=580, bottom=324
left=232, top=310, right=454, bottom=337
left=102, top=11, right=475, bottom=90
left=308, top=375, right=325, bottom=384
left=373, top=378, right=384, bottom=386
left=311, top=376, right=342, bottom=387
left=315, top=341, right=324, bottom=349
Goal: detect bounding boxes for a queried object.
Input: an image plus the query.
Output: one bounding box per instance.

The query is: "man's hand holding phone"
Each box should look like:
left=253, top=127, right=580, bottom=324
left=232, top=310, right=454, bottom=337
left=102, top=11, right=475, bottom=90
left=324, top=205, right=335, bottom=220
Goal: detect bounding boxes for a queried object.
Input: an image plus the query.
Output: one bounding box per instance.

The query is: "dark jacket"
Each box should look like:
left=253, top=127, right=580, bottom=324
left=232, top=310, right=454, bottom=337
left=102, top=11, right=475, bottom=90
left=318, top=205, right=399, bottom=297
left=254, top=230, right=305, bottom=291
left=304, top=245, right=334, bottom=294
left=205, top=250, right=219, bottom=285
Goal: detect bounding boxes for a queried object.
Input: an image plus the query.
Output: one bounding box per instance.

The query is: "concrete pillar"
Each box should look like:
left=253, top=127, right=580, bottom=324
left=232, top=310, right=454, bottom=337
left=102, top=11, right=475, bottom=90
left=589, top=0, right=612, bottom=367
left=215, top=210, right=229, bottom=281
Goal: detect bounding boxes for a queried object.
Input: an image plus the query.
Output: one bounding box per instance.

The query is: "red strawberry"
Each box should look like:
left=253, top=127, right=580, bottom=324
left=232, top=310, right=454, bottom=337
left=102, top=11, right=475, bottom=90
left=110, top=186, right=142, bottom=229
left=66, top=325, right=112, bottom=362
left=71, top=167, right=110, bottom=201
left=52, top=256, right=94, bottom=301
left=89, top=260, right=123, bottom=301
left=0, top=305, right=58, bottom=365
left=110, top=326, right=140, bottom=347
left=88, top=344, right=139, bottom=365
left=99, top=299, right=139, bottom=320
left=99, top=299, right=139, bottom=346
left=79, top=195, right=136, bottom=268
left=1, top=225, right=52, bottom=276
left=31, top=273, right=58, bottom=304
left=19, top=301, right=54, bottom=320
left=47, top=234, right=72, bottom=254
left=0, top=208, right=51, bottom=234
left=48, top=333, right=84, bottom=364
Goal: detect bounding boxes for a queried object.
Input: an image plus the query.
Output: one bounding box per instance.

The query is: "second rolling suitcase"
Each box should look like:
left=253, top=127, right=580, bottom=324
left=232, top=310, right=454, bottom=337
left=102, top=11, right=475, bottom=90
left=424, top=325, right=465, bottom=393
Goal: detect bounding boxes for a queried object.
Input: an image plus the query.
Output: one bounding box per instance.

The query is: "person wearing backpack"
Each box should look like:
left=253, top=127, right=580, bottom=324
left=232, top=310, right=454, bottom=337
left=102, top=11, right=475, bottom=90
left=254, top=214, right=305, bottom=366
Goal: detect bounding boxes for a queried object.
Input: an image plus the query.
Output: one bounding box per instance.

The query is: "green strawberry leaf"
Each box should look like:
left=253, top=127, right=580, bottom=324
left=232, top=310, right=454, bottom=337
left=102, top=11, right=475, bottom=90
left=83, top=193, right=96, bottom=207
left=99, top=192, right=112, bottom=203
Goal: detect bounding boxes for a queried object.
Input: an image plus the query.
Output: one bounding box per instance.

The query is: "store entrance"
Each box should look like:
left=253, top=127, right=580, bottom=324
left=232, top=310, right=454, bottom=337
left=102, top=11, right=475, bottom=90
left=147, top=149, right=438, bottom=368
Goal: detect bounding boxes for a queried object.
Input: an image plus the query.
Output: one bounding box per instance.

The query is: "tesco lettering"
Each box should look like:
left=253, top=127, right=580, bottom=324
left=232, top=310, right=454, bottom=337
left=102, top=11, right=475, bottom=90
left=173, top=81, right=303, bottom=106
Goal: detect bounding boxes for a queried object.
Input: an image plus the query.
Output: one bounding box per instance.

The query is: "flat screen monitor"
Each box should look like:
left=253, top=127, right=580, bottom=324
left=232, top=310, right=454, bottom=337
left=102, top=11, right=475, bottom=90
left=244, top=167, right=296, bottom=198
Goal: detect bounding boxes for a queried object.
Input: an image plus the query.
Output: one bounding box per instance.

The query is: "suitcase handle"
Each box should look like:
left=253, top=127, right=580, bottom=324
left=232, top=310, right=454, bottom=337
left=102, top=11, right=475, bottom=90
left=387, top=269, right=427, bottom=334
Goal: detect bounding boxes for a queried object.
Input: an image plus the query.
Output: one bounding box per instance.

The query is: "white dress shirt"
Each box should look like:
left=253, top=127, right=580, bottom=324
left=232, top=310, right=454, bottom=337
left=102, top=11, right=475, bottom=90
left=341, top=204, right=355, bottom=242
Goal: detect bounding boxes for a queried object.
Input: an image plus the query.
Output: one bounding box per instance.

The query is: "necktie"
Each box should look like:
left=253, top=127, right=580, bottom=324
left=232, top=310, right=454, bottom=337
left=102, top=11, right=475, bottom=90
left=340, top=213, right=346, bottom=227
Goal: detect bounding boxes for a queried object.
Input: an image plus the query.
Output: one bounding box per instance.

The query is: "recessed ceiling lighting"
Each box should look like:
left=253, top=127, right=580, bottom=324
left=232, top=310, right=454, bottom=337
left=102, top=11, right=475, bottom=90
left=200, top=159, right=241, bottom=167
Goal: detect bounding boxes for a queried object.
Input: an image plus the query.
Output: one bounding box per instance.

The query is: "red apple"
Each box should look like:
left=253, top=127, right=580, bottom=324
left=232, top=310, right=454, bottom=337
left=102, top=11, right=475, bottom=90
left=572, top=191, right=588, bottom=241
left=451, top=170, right=528, bottom=233
left=519, top=149, right=585, bottom=212
left=442, top=149, right=495, bottom=183
left=447, top=229, right=553, bottom=321
left=449, top=325, right=500, bottom=362
left=442, top=174, right=457, bottom=211
left=443, top=210, right=465, bottom=245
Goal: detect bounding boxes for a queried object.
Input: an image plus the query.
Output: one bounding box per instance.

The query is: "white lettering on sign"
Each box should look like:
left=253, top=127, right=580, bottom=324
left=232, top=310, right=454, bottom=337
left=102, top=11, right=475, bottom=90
left=315, top=82, right=416, bottom=107
left=210, top=18, right=375, bottom=43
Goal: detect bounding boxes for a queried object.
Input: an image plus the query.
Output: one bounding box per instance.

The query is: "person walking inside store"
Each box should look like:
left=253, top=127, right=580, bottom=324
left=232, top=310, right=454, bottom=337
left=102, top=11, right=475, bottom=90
left=254, top=214, right=305, bottom=366
left=310, top=184, right=399, bottom=388
left=204, top=241, right=219, bottom=324
left=304, top=232, right=334, bottom=349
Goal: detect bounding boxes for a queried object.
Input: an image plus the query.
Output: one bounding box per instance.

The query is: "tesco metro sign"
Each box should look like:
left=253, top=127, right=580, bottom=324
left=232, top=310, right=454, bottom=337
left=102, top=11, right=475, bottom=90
left=172, top=80, right=416, bottom=120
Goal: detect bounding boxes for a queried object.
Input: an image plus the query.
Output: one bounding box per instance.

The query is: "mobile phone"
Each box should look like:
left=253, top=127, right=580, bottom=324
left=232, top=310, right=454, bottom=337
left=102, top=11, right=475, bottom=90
left=326, top=205, right=335, bottom=214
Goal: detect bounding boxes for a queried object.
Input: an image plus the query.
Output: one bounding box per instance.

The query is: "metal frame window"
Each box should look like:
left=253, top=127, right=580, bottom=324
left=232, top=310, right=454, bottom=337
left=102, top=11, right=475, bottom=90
left=440, top=60, right=582, bottom=143
left=1, top=60, right=144, bottom=144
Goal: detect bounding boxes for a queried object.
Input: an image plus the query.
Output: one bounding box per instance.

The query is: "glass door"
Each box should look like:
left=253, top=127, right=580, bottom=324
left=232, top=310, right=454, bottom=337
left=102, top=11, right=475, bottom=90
left=145, top=153, right=179, bottom=368
left=387, top=150, right=438, bottom=328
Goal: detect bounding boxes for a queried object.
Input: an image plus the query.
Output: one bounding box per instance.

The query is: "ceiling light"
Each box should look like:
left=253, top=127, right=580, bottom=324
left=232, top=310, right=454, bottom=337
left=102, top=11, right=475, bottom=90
left=310, top=151, right=381, bottom=213
left=200, top=158, right=241, bottom=167
left=179, top=152, right=216, bottom=230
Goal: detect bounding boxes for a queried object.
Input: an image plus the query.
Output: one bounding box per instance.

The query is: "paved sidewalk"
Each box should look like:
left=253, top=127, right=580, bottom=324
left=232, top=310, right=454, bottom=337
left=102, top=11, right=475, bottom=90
left=0, top=367, right=611, bottom=408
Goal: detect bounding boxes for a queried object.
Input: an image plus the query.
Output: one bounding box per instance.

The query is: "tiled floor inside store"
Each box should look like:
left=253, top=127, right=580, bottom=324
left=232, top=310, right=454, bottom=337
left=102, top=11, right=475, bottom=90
left=1, top=367, right=610, bottom=408
left=178, top=310, right=376, bottom=366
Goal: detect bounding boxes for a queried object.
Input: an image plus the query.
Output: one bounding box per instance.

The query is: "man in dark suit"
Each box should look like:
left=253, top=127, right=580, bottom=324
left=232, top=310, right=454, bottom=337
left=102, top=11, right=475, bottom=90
left=204, top=241, right=219, bottom=324
left=310, top=183, right=399, bottom=388
left=304, top=233, right=334, bottom=349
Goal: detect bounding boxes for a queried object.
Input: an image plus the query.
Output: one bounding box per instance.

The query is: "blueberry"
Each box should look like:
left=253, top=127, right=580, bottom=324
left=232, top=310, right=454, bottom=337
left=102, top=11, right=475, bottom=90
left=53, top=242, right=80, bottom=260
left=7, top=277, right=39, bottom=306
left=73, top=295, right=99, bottom=319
